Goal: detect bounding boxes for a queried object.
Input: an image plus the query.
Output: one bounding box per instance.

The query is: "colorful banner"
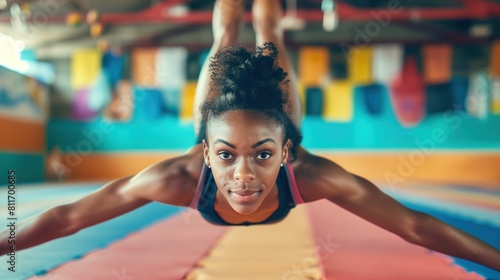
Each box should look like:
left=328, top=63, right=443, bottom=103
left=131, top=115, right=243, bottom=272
left=181, top=81, right=197, bottom=119
left=467, top=72, right=490, bottom=119
left=491, top=78, right=500, bottom=114
left=490, top=40, right=500, bottom=77
left=299, top=47, right=330, bottom=87
left=71, top=49, right=101, bottom=89
left=450, top=76, right=469, bottom=112
left=348, top=46, right=373, bottom=85
left=305, top=87, right=323, bottom=116
left=423, top=44, right=452, bottom=84
left=132, top=48, right=158, bottom=87
left=323, top=80, right=353, bottom=121
left=372, top=44, right=403, bottom=84
left=360, top=84, right=384, bottom=116
left=156, top=47, right=188, bottom=89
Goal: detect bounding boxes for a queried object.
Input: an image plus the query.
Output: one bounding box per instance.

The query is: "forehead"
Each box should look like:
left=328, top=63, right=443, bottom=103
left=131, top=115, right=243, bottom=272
left=207, top=110, right=283, bottom=144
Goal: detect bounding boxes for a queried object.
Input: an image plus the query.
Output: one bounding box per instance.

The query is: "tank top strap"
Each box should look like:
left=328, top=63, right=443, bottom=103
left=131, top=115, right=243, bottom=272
left=284, top=162, right=304, bottom=204
left=188, top=163, right=209, bottom=209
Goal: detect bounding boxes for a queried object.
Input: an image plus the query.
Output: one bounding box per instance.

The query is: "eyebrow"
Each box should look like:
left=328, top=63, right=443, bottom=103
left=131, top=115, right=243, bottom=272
left=213, top=138, right=276, bottom=149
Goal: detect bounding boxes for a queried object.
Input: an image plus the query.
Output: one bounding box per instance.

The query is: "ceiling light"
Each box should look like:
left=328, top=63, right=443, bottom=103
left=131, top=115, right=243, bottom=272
left=322, top=0, right=338, bottom=32
left=469, top=24, right=491, bottom=38
left=0, top=0, right=8, bottom=10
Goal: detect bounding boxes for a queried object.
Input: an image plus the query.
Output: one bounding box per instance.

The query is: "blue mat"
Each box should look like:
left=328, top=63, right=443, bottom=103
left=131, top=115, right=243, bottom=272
left=0, top=185, right=184, bottom=280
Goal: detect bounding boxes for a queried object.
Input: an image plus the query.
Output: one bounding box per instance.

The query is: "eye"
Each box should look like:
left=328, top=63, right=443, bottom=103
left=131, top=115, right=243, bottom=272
left=218, top=152, right=234, bottom=160
left=256, top=152, right=272, bottom=160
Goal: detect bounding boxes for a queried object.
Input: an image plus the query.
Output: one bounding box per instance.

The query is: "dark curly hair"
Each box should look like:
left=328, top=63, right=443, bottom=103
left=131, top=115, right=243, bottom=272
left=197, top=42, right=303, bottom=161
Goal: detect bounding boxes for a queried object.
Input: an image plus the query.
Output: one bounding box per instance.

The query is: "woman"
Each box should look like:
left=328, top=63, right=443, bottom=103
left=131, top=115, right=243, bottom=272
left=1, top=0, right=499, bottom=272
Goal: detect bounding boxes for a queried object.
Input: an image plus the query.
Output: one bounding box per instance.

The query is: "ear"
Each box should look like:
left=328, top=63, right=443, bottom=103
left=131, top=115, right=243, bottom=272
left=282, top=139, right=292, bottom=163
left=202, top=139, right=211, bottom=167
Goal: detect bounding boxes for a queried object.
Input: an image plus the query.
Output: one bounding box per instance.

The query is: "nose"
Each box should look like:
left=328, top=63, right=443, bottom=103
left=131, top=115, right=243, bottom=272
left=234, top=159, right=255, bottom=182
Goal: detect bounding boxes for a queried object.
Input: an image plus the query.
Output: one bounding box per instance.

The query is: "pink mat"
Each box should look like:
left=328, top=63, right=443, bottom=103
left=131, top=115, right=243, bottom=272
left=30, top=210, right=227, bottom=280
left=307, top=200, right=483, bottom=280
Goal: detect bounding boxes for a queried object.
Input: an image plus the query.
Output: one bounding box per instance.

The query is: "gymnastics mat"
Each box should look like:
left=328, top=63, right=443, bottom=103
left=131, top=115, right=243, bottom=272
left=0, top=184, right=185, bottom=280
left=307, top=200, right=484, bottom=280
left=186, top=206, right=323, bottom=280
left=6, top=183, right=497, bottom=279
left=29, top=210, right=227, bottom=280
left=386, top=186, right=500, bottom=279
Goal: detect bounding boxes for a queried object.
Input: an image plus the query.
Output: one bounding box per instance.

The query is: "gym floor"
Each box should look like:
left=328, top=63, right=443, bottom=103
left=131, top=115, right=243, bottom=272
left=2, top=180, right=498, bottom=280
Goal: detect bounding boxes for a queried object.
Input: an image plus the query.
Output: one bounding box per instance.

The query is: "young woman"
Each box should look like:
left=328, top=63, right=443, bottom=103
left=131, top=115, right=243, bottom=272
left=1, top=0, right=499, bottom=272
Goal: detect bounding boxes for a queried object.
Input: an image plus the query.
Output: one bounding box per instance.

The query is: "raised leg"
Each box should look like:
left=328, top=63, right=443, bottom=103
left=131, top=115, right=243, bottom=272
left=193, top=0, right=244, bottom=136
left=252, top=0, right=303, bottom=128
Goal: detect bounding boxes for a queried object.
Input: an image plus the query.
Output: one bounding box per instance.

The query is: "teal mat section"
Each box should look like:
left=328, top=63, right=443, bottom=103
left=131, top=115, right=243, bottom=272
left=0, top=152, right=44, bottom=184
left=0, top=185, right=185, bottom=280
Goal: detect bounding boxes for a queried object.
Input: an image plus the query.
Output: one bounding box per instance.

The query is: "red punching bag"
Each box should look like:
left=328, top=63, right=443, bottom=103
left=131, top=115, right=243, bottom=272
left=390, top=56, right=425, bottom=127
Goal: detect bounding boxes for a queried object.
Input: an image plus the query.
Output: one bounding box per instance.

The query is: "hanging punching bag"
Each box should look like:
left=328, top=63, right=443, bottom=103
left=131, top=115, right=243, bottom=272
left=389, top=56, right=425, bottom=127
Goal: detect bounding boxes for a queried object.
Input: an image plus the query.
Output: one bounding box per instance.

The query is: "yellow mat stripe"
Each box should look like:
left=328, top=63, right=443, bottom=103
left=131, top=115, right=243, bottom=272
left=186, top=205, right=323, bottom=280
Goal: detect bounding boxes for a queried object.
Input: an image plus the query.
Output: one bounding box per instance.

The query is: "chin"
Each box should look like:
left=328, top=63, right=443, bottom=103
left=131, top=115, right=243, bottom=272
left=230, top=202, right=261, bottom=215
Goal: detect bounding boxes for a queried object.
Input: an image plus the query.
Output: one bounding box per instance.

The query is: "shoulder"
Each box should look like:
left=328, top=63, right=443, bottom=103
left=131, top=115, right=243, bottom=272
left=125, top=144, right=205, bottom=206
left=292, top=146, right=359, bottom=203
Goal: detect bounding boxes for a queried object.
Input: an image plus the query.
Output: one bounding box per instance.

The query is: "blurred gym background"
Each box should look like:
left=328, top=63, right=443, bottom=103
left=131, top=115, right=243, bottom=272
left=0, top=0, right=499, bottom=188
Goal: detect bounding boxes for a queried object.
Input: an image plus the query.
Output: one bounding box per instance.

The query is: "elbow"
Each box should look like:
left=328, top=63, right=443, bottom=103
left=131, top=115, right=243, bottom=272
left=50, top=206, right=82, bottom=237
left=399, top=213, right=434, bottom=245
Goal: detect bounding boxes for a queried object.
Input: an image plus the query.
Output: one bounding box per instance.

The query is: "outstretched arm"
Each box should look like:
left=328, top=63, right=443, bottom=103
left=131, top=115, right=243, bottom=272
left=302, top=154, right=500, bottom=271
left=0, top=155, right=195, bottom=256
left=0, top=176, right=148, bottom=255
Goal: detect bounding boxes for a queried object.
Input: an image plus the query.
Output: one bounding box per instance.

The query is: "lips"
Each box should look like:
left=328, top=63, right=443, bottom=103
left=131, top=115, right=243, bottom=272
left=229, top=190, right=262, bottom=203
left=231, top=190, right=259, bottom=196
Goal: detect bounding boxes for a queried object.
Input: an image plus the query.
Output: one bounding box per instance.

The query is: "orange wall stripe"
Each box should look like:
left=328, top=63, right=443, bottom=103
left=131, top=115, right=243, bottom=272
left=56, top=151, right=500, bottom=189
left=323, top=152, right=500, bottom=189
left=0, top=115, right=45, bottom=153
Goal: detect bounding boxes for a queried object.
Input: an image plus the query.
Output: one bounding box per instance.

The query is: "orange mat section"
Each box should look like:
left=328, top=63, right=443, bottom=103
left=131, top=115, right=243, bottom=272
left=0, top=115, right=45, bottom=153
left=307, top=200, right=483, bottom=280
left=186, top=206, right=323, bottom=280
left=30, top=210, right=227, bottom=280
left=56, top=151, right=500, bottom=189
